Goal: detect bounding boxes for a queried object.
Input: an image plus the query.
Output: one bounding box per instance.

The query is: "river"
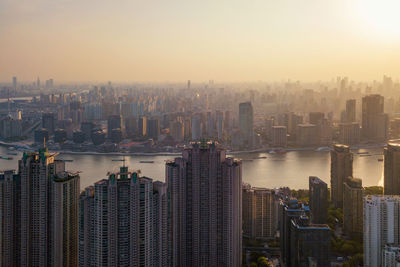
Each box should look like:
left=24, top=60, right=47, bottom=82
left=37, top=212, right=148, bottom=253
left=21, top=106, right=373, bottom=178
left=0, top=146, right=384, bottom=190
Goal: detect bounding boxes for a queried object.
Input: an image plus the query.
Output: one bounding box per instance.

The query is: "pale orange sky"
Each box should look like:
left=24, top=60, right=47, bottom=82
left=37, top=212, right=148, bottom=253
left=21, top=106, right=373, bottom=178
left=1, top=0, right=400, bottom=83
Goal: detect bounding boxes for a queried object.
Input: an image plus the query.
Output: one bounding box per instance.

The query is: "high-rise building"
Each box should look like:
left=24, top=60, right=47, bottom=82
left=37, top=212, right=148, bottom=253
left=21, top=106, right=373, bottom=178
left=289, top=216, right=330, bottom=266
left=191, top=113, right=202, bottom=140
left=309, top=112, right=324, bottom=125
left=216, top=110, right=224, bottom=140
left=309, top=176, right=328, bottom=224
left=51, top=171, right=80, bottom=267
left=138, top=116, right=148, bottom=136
left=362, top=94, right=388, bottom=141
left=271, top=126, right=287, bottom=147
left=383, top=244, right=400, bottom=267
left=147, top=118, right=160, bottom=140
left=0, top=170, right=20, bottom=267
left=384, top=142, right=400, bottom=195
left=339, top=122, right=361, bottom=145
left=0, top=147, right=80, bottom=267
left=330, top=144, right=353, bottom=208
left=79, top=166, right=167, bottom=267
left=364, top=195, right=400, bottom=267
left=346, top=99, right=356, bottom=122
left=242, top=186, right=278, bottom=239
left=296, top=124, right=318, bottom=147
left=42, top=112, right=56, bottom=135
left=239, top=102, right=254, bottom=148
left=343, top=177, right=363, bottom=239
left=166, top=141, right=242, bottom=267
left=12, top=76, right=17, bottom=90
left=170, top=120, right=184, bottom=142
left=279, top=199, right=330, bottom=266
left=107, top=114, right=122, bottom=138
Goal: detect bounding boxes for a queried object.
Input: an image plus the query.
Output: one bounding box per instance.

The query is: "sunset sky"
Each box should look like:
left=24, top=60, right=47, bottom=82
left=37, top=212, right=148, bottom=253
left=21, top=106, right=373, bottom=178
left=1, top=0, right=400, bottom=83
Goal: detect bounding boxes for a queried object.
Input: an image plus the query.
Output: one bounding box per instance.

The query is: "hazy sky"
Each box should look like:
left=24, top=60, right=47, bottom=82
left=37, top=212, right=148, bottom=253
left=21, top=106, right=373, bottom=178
left=1, top=0, right=400, bottom=83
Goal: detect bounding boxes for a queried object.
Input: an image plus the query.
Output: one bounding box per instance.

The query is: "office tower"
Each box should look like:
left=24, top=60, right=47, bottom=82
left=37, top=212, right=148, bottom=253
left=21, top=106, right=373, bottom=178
left=346, top=99, right=356, bottom=122
left=362, top=94, right=388, bottom=141
left=330, top=144, right=353, bottom=208
left=0, top=170, right=20, bottom=267
left=364, top=196, right=400, bottom=267
left=51, top=171, right=80, bottom=267
left=384, top=142, right=400, bottom=195
left=343, top=177, right=363, bottom=239
left=12, top=76, right=17, bottom=90
left=125, top=116, right=138, bottom=138
left=271, top=126, right=287, bottom=147
left=288, top=113, right=303, bottom=136
left=242, top=186, right=278, bottom=239
left=42, top=112, right=56, bottom=134
left=280, top=199, right=330, bottom=266
left=216, top=110, right=224, bottom=140
left=339, top=122, right=361, bottom=145
left=309, top=176, right=328, bottom=224
left=289, top=216, right=330, bottom=266
left=138, top=116, right=147, bottom=136
left=107, top=114, right=122, bottom=138
left=296, top=124, right=318, bottom=147
left=239, top=102, right=254, bottom=148
left=166, top=141, right=242, bottom=267
left=191, top=113, right=201, bottom=140
left=383, top=244, right=400, bottom=266
left=37, top=76, right=40, bottom=88
left=79, top=166, right=167, bottom=267
left=80, top=121, right=95, bottom=141
left=170, top=120, right=184, bottom=142
left=147, top=118, right=160, bottom=140
left=206, top=111, right=215, bottom=137
left=309, top=112, right=324, bottom=125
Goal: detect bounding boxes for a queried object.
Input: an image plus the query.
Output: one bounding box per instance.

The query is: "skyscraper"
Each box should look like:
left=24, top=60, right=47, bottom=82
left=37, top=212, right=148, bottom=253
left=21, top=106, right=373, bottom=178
left=330, top=144, right=353, bottom=209
left=362, top=94, right=388, bottom=141
left=346, top=99, right=356, bottom=122
left=42, top=112, right=56, bottom=135
left=343, top=177, right=363, bottom=239
left=166, top=141, right=242, bottom=267
left=384, top=142, right=400, bottom=195
left=279, top=199, right=330, bottom=266
left=51, top=171, right=80, bottom=267
left=0, top=170, right=20, bottom=267
left=364, top=195, right=400, bottom=267
left=12, top=76, right=17, bottom=91
left=239, top=102, right=254, bottom=148
left=191, top=113, right=201, bottom=140
left=79, top=166, right=167, bottom=267
left=107, top=114, right=122, bottom=138
left=309, top=176, right=328, bottom=224
left=242, top=186, right=278, bottom=239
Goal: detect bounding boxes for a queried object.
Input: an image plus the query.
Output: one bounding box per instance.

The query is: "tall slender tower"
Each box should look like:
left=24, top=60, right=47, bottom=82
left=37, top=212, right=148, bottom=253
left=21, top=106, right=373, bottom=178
left=346, top=99, right=356, bottom=122
left=166, top=141, right=242, bottom=267
left=362, top=94, right=388, bottom=141
left=51, top=171, right=80, bottom=267
left=330, top=144, right=353, bottom=209
left=239, top=102, right=254, bottom=148
left=384, top=142, right=400, bottom=195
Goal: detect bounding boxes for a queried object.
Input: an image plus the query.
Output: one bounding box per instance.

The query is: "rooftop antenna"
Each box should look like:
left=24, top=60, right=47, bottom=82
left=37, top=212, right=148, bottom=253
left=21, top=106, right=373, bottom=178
left=43, top=136, right=46, bottom=149
left=122, top=155, right=126, bottom=168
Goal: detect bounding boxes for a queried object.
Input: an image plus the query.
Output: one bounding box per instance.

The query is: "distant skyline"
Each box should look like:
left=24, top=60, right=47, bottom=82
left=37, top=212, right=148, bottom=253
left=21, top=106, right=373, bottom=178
left=2, top=0, right=400, bottom=82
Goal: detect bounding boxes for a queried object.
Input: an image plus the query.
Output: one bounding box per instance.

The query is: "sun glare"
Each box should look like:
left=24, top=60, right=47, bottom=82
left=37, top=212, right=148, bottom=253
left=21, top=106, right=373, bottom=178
left=357, top=0, right=400, bottom=40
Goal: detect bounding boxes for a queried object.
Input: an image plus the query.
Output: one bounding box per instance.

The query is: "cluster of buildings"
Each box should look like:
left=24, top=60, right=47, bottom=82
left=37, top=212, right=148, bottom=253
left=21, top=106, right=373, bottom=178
left=2, top=77, right=400, bottom=154
left=0, top=140, right=242, bottom=267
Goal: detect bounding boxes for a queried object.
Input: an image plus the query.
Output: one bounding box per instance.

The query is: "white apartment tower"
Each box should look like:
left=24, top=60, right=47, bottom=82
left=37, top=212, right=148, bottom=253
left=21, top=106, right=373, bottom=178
left=364, top=195, right=400, bottom=267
